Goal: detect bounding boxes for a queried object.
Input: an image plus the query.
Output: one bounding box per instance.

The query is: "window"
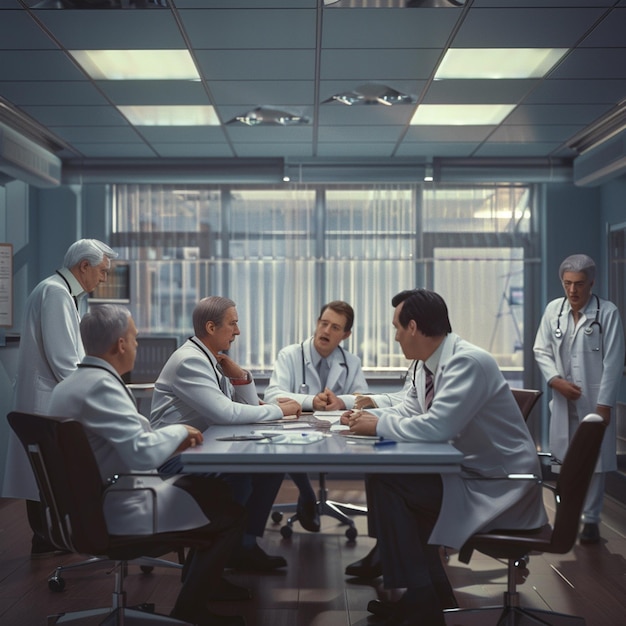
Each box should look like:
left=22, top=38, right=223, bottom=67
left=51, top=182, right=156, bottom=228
left=110, top=182, right=536, bottom=381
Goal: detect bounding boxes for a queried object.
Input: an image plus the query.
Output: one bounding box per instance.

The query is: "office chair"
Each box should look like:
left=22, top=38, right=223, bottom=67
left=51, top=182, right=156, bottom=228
left=7, top=411, right=215, bottom=625
left=273, top=472, right=366, bottom=541
left=510, top=388, right=543, bottom=422
left=445, top=413, right=606, bottom=626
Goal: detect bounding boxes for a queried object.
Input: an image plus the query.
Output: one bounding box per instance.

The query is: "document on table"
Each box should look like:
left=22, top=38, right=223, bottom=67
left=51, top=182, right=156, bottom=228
left=312, top=410, right=345, bottom=424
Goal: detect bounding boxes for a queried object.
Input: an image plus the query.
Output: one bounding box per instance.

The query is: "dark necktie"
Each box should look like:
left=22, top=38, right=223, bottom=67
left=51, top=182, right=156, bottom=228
left=424, top=365, right=434, bottom=410
left=318, top=358, right=330, bottom=388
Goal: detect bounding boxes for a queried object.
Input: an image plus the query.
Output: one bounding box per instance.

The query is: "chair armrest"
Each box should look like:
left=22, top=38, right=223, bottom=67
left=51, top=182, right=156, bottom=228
left=103, top=475, right=159, bottom=533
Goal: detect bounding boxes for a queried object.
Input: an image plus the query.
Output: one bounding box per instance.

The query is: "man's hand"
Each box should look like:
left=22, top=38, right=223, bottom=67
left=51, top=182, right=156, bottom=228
left=322, top=388, right=345, bottom=411
left=216, top=353, right=247, bottom=379
left=354, top=394, right=377, bottom=410
left=550, top=377, right=582, bottom=401
left=277, top=397, right=302, bottom=417
left=312, top=389, right=330, bottom=411
left=345, top=410, right=378, bottom=436
left=175, top=425, right=204, bottom=453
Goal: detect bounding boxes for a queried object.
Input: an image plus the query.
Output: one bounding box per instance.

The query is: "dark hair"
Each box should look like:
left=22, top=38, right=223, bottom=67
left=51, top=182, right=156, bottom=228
left=319, top=300, right=355, bottom=332
left=193, top=296, right=236, bottom=338
left=391, top=289, right=452, bottom=337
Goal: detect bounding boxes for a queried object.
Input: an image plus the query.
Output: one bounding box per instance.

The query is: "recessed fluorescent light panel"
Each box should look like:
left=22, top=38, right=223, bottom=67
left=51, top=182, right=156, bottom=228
left=69, top=50, right=200, bottom=80
left=118, top=105, right=219, bottom=126
left=435, top=48, right=568, bottom=80
left=410, top=104, right=515, bottom=126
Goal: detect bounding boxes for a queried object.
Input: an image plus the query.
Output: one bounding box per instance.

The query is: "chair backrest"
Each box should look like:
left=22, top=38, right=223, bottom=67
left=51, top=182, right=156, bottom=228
left=7, top=411, right=111, bottom=555
left=123, top=335, right=178, bottom=384
left=549, top=413, right=606, bottom=553
left=511, top=388, right=543, bottom=421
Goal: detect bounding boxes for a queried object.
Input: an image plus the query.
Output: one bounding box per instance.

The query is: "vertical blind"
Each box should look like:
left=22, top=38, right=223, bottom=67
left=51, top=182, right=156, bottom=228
left=108, top=182, right=535, bottom=379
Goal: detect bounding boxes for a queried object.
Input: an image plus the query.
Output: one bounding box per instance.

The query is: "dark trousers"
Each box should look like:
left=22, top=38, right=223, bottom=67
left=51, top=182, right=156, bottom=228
left=289, top=472, right=316, bottom=502
left=160, top=455, right=282, bottom=538
left=367, top=473, right=446, bottom=590
left=169, top=475, right=246, bottom=618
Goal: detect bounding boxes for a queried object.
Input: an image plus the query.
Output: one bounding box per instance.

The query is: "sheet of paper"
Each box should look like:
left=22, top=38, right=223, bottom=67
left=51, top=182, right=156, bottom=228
left=312, top=410, right=345, bottom=424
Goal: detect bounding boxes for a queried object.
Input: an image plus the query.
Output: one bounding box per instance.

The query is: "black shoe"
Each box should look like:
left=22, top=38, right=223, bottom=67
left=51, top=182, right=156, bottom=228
left=207, top=577, right=251, bottom=601
left=345, top=544, right=381, bottom=578
left=297, top=499, right=321, bottom=533
left=227, top=544, right=287, bottom=572
left=580, top=522, right=600, bottom=544
left=367, top=599, right=395, bottom=617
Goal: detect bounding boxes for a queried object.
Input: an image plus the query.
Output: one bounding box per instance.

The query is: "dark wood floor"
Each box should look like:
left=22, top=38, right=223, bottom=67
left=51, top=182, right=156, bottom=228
left=1, top=478, right=625, bottom=626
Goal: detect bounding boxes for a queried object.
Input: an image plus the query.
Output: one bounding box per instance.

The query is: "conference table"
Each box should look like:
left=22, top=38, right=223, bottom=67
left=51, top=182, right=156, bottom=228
left=179, top=417, right=463, bottom=475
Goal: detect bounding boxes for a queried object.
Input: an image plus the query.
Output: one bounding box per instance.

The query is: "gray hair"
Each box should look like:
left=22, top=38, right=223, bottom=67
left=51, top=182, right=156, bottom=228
left=559, top=254, right=596, bottom=282
left=80, top=304, right=131, bottom=356
left=63, top=239, right=118, bottom=269
left=193, top=296, right=236, bottom=338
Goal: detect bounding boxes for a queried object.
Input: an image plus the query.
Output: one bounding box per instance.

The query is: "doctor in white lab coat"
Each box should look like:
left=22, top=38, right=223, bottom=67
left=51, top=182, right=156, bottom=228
left=344, top=289, right=547, bottom=626
left=2, top=239, right=117, bottom=556
left=48, top=304, right=247, bottom=625
left=534, top=253, right=625, bottom=544
left=150, top=296, right=300, bottom=572
left=264, top=300, right=368, bottom=531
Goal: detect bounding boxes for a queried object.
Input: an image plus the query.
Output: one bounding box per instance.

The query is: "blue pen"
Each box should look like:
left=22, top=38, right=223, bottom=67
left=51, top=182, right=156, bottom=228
left=374, top=439, right=396, bottom=448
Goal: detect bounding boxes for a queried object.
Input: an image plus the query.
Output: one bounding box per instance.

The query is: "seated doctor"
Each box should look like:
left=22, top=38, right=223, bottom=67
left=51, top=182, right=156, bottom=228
left=264, top=300, right=368, bottom=532
left=150, top=296, right=301, bottom=573
left=343, top=289, right=547, bottom=626
left=48, top=304, right=247, bottom=626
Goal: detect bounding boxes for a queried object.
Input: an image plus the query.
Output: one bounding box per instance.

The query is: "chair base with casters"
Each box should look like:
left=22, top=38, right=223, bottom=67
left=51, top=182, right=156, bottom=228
left=47, top=552, right=184, bottom=592
left=48, top=560, right=191, bottom=625
left=442, top=414, right=606, bottom=626
left=272, top=473, right=366, bottom=541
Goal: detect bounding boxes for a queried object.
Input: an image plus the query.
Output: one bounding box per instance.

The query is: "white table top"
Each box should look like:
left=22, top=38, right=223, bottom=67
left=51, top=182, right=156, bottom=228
left=180, top=422, right=463, bottom=474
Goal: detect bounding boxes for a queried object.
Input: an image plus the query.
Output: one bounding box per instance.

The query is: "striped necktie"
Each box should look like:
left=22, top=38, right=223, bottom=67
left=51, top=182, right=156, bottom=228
left=424, top=365, right=434, bottom=410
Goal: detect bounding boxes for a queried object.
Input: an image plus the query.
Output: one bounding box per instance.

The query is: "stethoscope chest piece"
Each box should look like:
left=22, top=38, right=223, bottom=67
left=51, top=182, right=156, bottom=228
left=554, top=328, right=563, bottom=339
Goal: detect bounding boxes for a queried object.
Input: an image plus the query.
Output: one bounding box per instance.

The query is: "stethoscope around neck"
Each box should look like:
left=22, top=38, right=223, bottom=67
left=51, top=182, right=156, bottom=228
left=554, top=294, right=602, bottom=339
left=299, top=340, right=348, bottom=394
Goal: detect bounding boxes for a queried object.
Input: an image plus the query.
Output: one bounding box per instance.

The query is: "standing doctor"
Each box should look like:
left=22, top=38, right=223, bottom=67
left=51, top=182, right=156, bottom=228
left=2, top=238, right=117, bottom=557
left=534, top=253, right=624, bottom=544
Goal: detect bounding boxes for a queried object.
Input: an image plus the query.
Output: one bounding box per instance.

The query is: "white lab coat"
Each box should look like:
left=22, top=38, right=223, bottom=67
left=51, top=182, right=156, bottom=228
left=375, top=333, right=547, bottom=550
left=150, top=337, right=283, bottom=431
left=48, top=356, right=209, bottom=536
left=263, top=337, right=368, bottom=410
left=2, top=269, right=86, bottom=500
left=534, top=295, right=625, bottom=472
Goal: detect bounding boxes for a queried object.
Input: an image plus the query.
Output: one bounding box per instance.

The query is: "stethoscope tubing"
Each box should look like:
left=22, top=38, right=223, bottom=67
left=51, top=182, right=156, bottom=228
left=299, top=340, right=348, bottom=394
left=554, top=294, right=602, bottom=339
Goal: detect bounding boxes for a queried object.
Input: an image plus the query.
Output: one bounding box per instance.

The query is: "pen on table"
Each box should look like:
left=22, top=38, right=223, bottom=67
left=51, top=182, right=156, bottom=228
left=373, top=439, right=396, bottom=448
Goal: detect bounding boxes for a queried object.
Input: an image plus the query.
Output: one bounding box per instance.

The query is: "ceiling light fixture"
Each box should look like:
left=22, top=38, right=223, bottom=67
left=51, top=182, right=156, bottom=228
left=423, top=162, right=434, bottom=182
left=322, top=83, right=414, bottom=106
left=226, top=107, right=309, bottom=127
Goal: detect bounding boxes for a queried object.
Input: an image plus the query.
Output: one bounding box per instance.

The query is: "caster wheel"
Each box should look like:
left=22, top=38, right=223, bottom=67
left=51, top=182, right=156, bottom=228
left=48, top=576, right=65, bottom=592
left=271, top=511, right=283, bottom=524
left=345, top=526, right=358, bottom=542
left=140, top=565, right=154, bottom=574
left=280, top=525, right=293, bottom=539
left=514, top=557, right=528, bottom=569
